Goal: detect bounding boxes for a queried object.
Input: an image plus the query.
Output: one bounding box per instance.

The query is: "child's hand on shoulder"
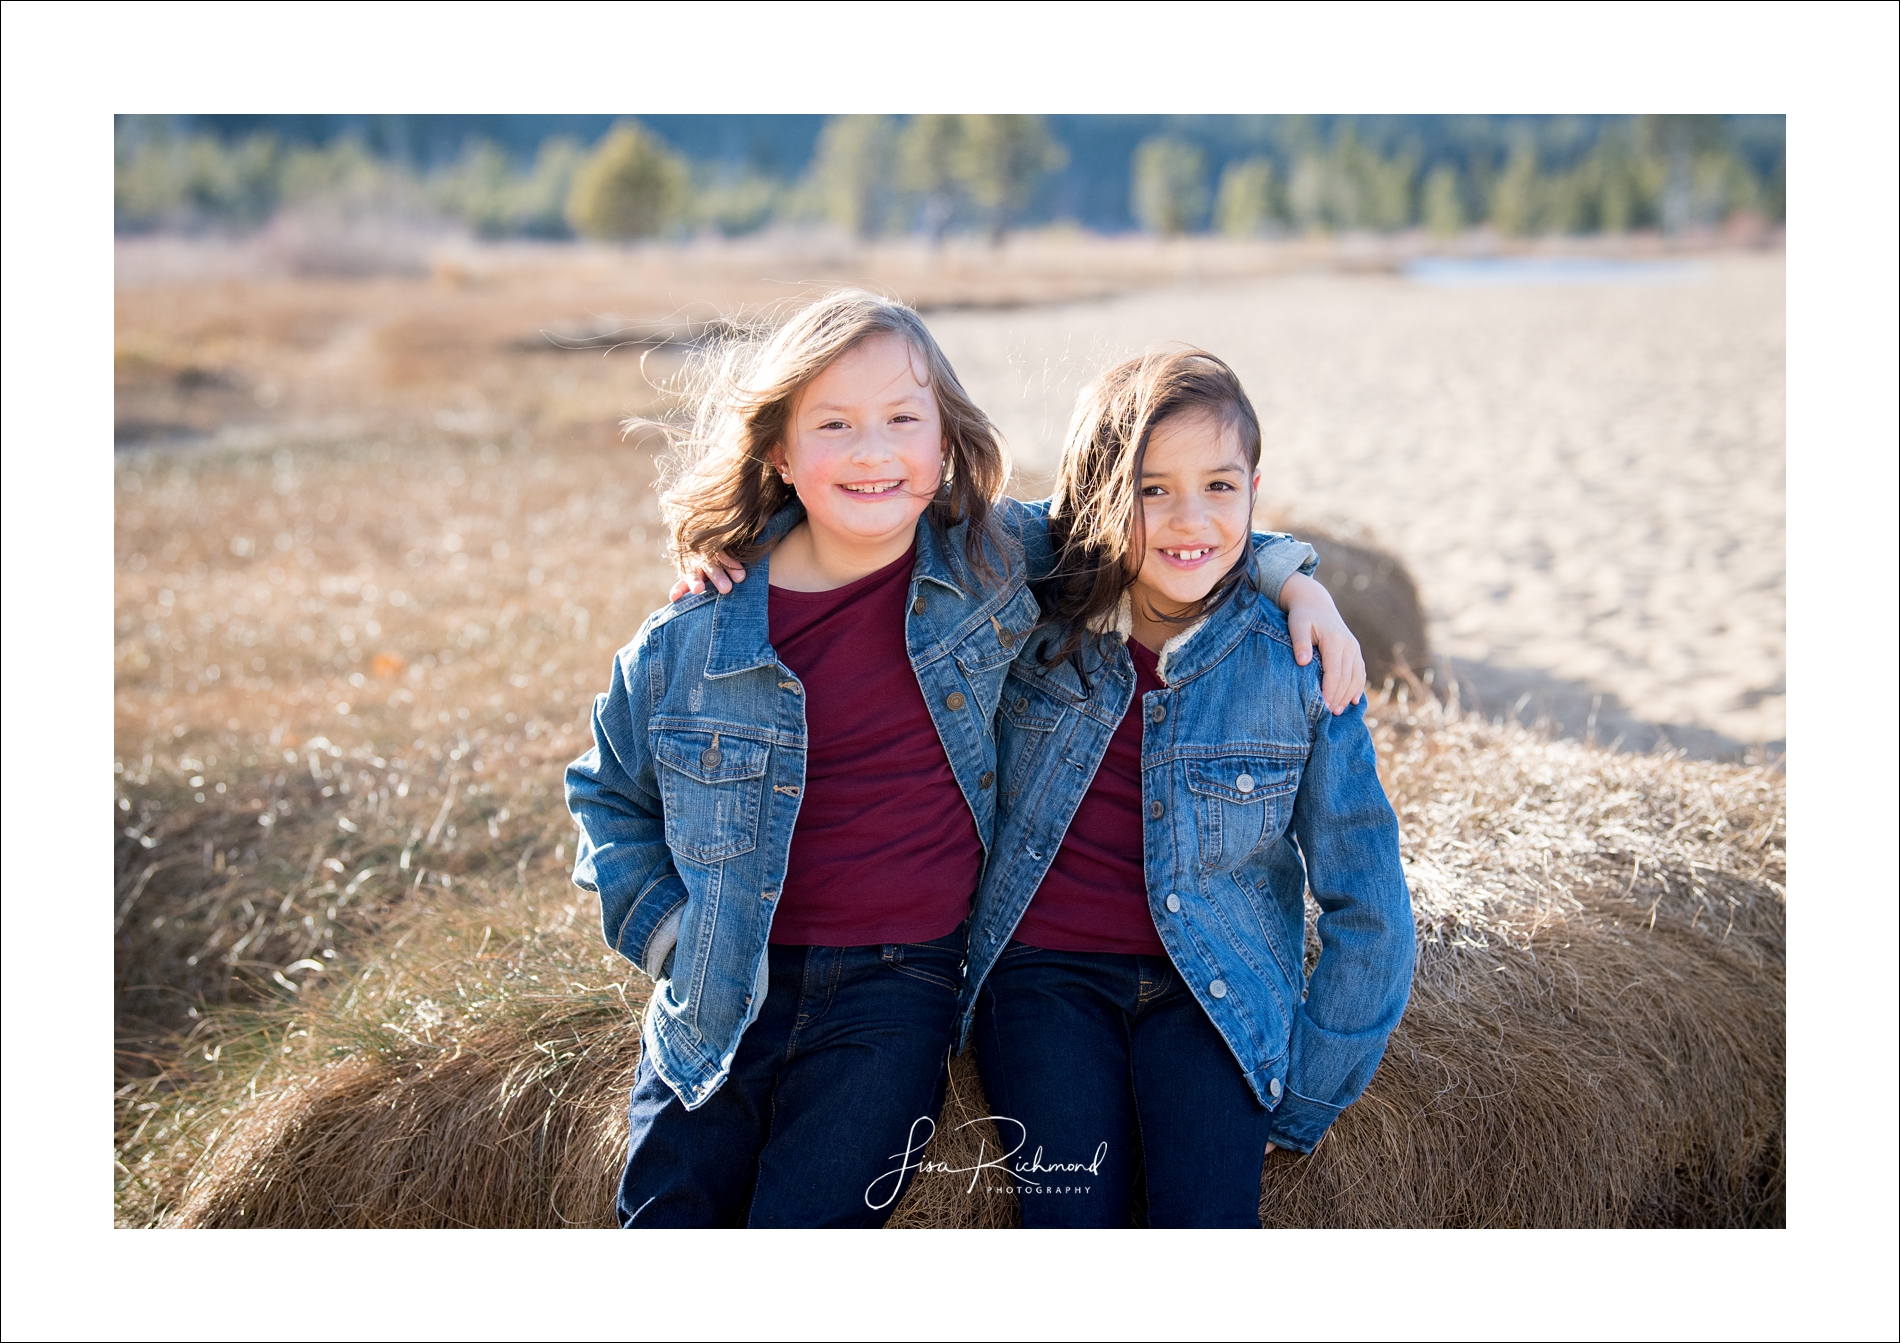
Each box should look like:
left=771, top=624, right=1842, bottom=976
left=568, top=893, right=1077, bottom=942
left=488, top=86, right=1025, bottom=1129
left=667, top=552, right=747, bottom=603
left=1278, top=572, right=1367, bottom=714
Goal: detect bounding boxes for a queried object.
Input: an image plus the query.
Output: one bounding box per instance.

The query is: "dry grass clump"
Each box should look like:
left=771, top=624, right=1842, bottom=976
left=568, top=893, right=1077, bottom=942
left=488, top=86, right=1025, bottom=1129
left=155, top=943, right=644, bottom=1229
left=122, top=687, right=1780, bottom=1229
left=1255, top=690, right=1784, bottom=1226
left=112, top=430, right=674, bottom=1044
left=111, top=427, right=676, bottom=1221
left=150, top=992, right=1016, bottom=1229
left=121, top=828, right=1018, bottom=1229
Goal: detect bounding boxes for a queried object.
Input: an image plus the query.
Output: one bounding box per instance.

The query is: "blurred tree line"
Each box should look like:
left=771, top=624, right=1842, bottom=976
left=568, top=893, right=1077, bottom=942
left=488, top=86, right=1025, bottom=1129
left=115, top=113, right=1783, bottom=243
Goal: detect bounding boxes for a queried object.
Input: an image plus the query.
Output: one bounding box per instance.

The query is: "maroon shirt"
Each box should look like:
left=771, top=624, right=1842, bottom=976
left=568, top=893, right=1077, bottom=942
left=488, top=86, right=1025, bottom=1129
left=1014, top=637, right=1168, bottom=956
left=767, top=545, right=981, bottom=946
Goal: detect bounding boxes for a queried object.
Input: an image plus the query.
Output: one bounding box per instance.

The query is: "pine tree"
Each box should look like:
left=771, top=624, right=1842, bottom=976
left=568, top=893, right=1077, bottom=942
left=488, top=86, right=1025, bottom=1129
left=1214, top=158, right=1278, bottom=237
left=1131, top=137, right=1209, bottom=236
left=1422, top=165, right=1465, bottom=238
left=897, top=114, right=964, bottom=245
left=955, top=116, right=1066, bottom=245
left=809, top=116, right=898, bottom=240
left=565, top=122, right=689, bottom=241
left=1489, top=143, right=1542, bottom=236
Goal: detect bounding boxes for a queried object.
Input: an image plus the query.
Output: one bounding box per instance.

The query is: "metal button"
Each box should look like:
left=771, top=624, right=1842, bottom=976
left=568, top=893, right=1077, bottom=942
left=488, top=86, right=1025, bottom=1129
left=1208, top=979, right=1227, bottom=999
left=979, top=770, right=995, bottom=789
left=1148, top=800, right=1165, bottom=819
left=1165, top=893, right=1181, bottom=913
left=1150, top=702, right=1167, bottom=723
left=1268, top=1078, right=1282, bottom=1099
left=700, top=746, right=722, bottom=768
left=1014, top=697, right=1029, bottom=714
left=998, top=628, right=1016, bottom=648
left=912, top=596, right=927, bottom=615
left=1236, top=773, right=1255, bottom=793
left=945, top=691, right=967, bottom=711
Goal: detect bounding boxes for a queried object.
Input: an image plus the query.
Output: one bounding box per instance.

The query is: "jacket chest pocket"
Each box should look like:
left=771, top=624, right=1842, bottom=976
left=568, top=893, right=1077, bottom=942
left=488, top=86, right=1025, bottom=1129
left=997, top=675, right=1063, bottom=803
left=652, top=729, right=771, bottom=865
left=1185, top=757, right=1299, bottom=871
left=951, top=588, right=1041, bottom=728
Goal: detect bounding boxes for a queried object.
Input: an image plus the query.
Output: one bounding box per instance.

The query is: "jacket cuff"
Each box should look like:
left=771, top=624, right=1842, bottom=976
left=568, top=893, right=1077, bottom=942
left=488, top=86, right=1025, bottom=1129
left=1251, top=533, right=1320, bottom=605
left=640, top=898, right=686, bottom=980
left=1265, top=1089, right=1343, bottom=1154
left=608, top=876, right=688, bottom=979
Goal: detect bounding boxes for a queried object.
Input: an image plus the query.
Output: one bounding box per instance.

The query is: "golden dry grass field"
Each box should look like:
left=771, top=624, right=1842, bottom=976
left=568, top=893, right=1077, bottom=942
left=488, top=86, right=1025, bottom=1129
left=114, top=236, right=1785, bottom=1228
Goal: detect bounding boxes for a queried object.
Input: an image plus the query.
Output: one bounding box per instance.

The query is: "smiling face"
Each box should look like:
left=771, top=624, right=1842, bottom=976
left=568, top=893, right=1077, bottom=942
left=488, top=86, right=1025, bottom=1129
left=1126, top=409, right=1260, bottom=627
left=770, top=332, right=945, bottom=566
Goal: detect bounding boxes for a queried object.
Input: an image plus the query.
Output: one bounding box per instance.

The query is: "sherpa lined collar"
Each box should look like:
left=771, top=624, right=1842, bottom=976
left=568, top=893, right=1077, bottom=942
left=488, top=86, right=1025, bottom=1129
left=1085, top=591, right=1212, bottom=686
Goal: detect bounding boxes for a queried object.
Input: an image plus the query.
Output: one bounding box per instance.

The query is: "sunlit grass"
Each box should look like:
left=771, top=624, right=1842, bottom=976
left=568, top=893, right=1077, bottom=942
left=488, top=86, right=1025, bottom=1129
left=112, top=429, right=670, bottom=1059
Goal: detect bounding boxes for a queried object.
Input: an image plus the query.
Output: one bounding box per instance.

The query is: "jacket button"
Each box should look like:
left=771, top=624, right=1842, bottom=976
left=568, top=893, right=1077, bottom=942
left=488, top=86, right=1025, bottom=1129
left=998, top=628, right=1016, bottom=648
left=1268, top=1077, right=1283, bottom=1099
left=979, top=770, right=995, bottom=789
left=1165, top=893, right=1181, bottom=913
left=912, top=596, right=927, bottom=615
left=1150, top=702, right=1167, bottom=723
left=1208, top=979, right=1227, bottom=999
left=700, top=746, right=722, bottom=768
left=1014, top=697, right=1028, bottom=713
left=945, top=691, right=966, bottom=711
left=1148, top=800, right=1165, bottom=819
left=1237, top=773, right=1255, bottom=793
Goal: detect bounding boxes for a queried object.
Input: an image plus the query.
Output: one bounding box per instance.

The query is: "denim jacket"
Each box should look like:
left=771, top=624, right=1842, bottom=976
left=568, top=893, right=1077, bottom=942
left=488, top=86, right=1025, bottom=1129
left=566, top=501, right=1041, bottom=1108
left=567, top=499, right=1319, bottom=1109
left=958, top=583, right=1415, bottom=1153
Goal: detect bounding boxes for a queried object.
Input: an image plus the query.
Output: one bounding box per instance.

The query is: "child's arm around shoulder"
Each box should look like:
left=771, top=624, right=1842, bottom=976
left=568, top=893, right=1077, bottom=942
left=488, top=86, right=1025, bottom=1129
left=564, top=609, right=693, bottom=979
left=1253, top=532, right=1366, bottom=715
left=661, top=509, right=1367, bottom=712
left=1249, top=529, right=1317, bottom=608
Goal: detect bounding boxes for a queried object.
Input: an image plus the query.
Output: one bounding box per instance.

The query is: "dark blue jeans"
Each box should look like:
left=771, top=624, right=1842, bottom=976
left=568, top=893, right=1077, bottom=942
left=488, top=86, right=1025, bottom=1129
left=973, top=942, right=1274, bottom=1228
left=617, top=928, right=964, bottom=1228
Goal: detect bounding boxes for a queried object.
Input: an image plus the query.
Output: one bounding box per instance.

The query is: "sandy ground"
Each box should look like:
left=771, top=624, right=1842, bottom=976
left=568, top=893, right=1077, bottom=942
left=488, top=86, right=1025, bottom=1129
left=928, top=256, right=1786, bottom=758
left=112, top=238, right=1785, bottom=760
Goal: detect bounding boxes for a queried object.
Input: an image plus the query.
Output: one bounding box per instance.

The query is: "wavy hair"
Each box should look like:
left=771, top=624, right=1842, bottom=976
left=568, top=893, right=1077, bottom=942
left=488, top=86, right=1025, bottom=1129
left=1039, top=346, right=1264, bottom=671
left=645, top=289, right=1009, bottom=579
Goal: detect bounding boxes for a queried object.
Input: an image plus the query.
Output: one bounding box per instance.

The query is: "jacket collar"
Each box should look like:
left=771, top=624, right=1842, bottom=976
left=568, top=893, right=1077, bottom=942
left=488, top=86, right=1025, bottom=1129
left=703, top=503, right=800, bottom=678
left=703, top=503, right=967, bottom=678
left=1158, top=540, right=1303, bottom=683
left=1151, top=583, right=1259, bottom=687
left=1085, top=583, right=1257, bottom=687
left=1086, top=539, right=1292, bottom=683
left=910, top=506, right=971, bottom=600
